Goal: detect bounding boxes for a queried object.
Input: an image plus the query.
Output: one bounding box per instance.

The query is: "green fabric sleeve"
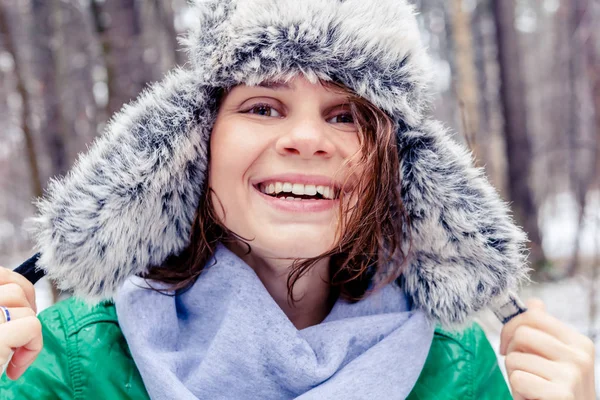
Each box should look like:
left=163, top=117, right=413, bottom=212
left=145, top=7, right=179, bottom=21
left=470, top=323, right=513, bottom=399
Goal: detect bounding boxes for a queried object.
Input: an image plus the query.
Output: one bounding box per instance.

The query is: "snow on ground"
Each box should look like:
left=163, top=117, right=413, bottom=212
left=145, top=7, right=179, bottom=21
left=540, top=190, right=600, bottom=261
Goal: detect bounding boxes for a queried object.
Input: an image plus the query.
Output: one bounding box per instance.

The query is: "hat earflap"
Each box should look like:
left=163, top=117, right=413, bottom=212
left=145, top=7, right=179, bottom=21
left=397, top=119, right=531, bottom=329
left=27, top=69, right=216, bottom=302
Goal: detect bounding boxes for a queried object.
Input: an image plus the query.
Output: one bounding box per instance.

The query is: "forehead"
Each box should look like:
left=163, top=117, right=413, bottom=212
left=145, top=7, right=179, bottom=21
left=231, top=75, right=352, bottom=96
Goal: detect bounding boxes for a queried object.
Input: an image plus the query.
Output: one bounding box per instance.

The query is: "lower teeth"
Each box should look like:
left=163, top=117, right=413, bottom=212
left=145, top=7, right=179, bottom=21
left=278, top=196, right=320, bottom=201
left=265, top=192, right=321, bottom=200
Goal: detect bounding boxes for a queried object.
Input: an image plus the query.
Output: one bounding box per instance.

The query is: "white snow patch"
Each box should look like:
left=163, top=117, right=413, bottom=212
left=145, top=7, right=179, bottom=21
left=539, top=190, right=600, bottom=260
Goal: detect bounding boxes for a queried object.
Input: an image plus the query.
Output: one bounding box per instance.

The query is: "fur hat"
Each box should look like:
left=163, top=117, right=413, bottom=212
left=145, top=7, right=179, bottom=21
left=24, top=0, right=530, bottom=329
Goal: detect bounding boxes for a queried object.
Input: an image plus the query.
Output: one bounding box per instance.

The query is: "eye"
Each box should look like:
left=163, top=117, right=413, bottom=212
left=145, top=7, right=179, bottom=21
left=327, top=112, right=354, bottom=124
left=245, top=103, right=282, bottom=118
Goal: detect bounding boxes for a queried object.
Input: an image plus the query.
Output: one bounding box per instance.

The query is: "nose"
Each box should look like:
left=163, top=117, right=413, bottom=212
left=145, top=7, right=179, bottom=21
left=275, top=118, right=336, bottom=159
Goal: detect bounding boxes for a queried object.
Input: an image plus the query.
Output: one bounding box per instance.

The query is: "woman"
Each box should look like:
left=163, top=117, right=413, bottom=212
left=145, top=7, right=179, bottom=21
left=0, top=0, right=596, bottom=398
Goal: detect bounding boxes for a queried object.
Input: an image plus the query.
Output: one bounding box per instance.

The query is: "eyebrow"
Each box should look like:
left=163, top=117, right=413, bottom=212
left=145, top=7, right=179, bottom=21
left=256, top=81, right=291, bottom=90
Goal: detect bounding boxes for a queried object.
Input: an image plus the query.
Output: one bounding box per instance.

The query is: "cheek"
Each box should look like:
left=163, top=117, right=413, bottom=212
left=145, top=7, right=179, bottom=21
left=208, top=120, right=264, bottom=226
left=347, top=135, right=362, bottom=155
left=210, top=120, right=254, bottom=178
left=337, top=135, right=365, bottom=183
left=334, top=127, right=362, bottom=161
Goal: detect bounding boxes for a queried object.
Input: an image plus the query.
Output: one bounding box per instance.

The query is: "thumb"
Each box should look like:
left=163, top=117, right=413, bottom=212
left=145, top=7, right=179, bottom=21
left=525, top=297, right=545, bottom=312
left=512, top=392, right=527, bottom=400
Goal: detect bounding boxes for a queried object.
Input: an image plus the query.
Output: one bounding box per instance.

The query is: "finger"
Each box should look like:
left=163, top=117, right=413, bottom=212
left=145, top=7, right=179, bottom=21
left=0, top=316, right=42, bottom=381
left=0, top=316, right=42, bottom=352
left=0, top=283, right=34, bottom=310
left=526, top=297, right=545, bottom=311
left=500, top=300, right=580, bottom=355
left=509, top=370, right=572, bottom=400
left=0, top=307, right=36, bottom=321
left=505, top=351, right=564, bottom=382
left=6, top=342, right=43, bottom=380
left=0, top=267, right=36, bottom=313
left=505, top=325, right=572, bottom=362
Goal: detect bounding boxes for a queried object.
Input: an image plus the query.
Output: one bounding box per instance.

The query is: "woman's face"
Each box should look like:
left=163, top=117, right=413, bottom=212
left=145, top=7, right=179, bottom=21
left=208, top=75, right=361, bottom=261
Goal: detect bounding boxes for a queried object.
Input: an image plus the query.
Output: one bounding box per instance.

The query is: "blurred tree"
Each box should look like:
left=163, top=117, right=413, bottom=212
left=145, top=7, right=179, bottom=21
left=471, top=0, right=507, bottom=195
left=589, top=16, right=600, bottom=187
left=138, top=0, right=179, bottom=79
left=1, top=1, right=64, bottom=302
left=450, top=0, right=481, bottom=162
left=30, top=0, right=69, bottom=181
left=150, top=0, right=182, bottom=65
left=52, top=0, right=100, bottom=153
left=566, top=0, right=600, bottom=277
left=91, top=0, right=152, bottom=116
left=0, top=3, right=42, bottom=201
left=493, top=0, right=547, bottom=271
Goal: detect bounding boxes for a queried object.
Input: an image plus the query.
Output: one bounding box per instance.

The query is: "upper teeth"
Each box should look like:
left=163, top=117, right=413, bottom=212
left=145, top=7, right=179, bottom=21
left=260, top=182, right=336, bottom=199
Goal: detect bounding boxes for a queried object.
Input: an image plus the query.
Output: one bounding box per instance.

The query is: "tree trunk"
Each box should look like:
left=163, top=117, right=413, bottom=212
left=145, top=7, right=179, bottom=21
left=30, top=0, right=70, bottom=181
left=450, top=0, right=481, bottom=162
left=92, top=0, right=150, bottom=116
left=1, top=1, right=62, bottom=304
left=565, top=0, right=585, bottom=276
left=0, top=3, right=43, bottom=200
left=565, top=0, right=599, bottom=277
left=52, top=0, right=100, bottom=151
left=582, top=6, right=600, bottom=185
left=152, top=0, right=182, bottom=65
left=472, top=0, right=507, bottom=196
left=492, top=0, right=547, bottom=271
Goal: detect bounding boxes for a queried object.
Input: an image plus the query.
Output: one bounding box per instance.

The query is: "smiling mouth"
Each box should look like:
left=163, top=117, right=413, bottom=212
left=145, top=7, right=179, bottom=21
left=255, top=182, right=340, bottom=200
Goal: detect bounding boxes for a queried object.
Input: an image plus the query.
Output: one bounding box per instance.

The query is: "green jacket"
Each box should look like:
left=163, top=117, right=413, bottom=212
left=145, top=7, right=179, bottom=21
left=0, top=298, right=512, bottom=399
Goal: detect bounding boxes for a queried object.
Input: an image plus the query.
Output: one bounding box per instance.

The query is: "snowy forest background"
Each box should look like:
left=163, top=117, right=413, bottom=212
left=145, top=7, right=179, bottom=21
left=0, top=0, right=599, bottom=390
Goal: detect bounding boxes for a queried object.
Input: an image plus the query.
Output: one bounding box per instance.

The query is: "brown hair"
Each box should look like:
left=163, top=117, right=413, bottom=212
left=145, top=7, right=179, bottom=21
left=141, top=80, right=411, bottom=306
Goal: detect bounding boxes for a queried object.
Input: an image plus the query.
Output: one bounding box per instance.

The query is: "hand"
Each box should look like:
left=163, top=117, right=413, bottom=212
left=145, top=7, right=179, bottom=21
left=0, top=266, right=42, bottom=380
left=500, top=298, right=596, bottom=400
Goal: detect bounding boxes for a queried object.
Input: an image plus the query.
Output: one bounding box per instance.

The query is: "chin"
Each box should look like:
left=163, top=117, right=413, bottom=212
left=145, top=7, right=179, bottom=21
left=257, top=230, right=336, bottom=260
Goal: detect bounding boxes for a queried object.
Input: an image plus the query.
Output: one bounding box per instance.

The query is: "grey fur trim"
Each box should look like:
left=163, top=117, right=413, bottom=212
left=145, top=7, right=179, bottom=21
left=26, top=0, right=531, bottom=327
left=27, top=68, right=218, bottom=301
left=398, top=120, right=531, bottom=329
left=181, top=0, right=434, bottom=127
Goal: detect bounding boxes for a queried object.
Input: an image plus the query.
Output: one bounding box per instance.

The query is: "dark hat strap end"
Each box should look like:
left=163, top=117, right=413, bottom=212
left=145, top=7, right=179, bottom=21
left=14, top=253, right=45, bottom=285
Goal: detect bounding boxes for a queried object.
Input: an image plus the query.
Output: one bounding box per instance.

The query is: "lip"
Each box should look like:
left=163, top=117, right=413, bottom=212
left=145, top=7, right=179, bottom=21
left=252, top=184, right=338, bottom=213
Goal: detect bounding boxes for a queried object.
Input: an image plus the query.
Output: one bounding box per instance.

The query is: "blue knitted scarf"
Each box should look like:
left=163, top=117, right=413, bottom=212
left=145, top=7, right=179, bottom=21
left=115, top=244, right=434, bottom=399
